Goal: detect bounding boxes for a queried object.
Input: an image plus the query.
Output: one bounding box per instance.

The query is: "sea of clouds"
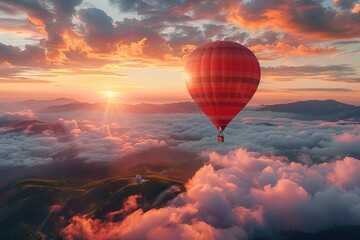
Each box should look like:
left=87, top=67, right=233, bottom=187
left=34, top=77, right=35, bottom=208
left=0, top=107, right=359, bottom=167
left=1, top=105, right=360, bottom=238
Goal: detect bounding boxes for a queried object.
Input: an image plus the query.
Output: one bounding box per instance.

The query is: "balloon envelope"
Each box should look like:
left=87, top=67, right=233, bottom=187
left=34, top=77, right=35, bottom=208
left=185, top=41, right=261, bottom=131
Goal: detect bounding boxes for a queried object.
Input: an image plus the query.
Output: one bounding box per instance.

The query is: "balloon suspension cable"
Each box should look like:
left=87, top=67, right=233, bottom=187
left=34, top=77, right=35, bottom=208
left=217, top=126, right=224, bottom=143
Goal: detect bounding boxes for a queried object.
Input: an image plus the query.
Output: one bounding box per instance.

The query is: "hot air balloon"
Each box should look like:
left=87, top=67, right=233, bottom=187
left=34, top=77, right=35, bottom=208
left=185, top=41, right=261, bottom=142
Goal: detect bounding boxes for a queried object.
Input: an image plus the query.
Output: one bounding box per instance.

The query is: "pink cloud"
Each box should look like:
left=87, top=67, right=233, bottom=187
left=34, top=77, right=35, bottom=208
left=333, top=132, right=360, bottom=144
left=0, top=109, right=35, bottom=122
left=63, top=149, right=360, bottom=239
left=107, top=194, right=142, bottom=221
left=326, top=157, right=360, bottom=189
left=49, top=204, right=62, bottom=213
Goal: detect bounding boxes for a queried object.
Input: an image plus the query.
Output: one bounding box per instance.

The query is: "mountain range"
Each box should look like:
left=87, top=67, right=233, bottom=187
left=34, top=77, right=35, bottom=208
left=257, top=99, right=360, bottom=121
left=38, top=101, right=201, bottom=114
left=32, top=98, right=360, bottom=121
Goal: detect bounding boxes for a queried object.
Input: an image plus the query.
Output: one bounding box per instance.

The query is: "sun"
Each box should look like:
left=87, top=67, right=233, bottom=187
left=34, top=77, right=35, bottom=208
left=105, top=91, right=118, bottom=98
left=100, top=91, right=120, bottom=103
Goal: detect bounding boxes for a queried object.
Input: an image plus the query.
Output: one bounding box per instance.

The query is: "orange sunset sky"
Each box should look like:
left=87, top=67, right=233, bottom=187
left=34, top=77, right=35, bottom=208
left=0, top=0, right=359, bottom=105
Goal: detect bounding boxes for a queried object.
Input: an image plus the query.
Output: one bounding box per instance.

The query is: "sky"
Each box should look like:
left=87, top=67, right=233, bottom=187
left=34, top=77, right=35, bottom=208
left=0, top=0, right=359, bottom=105
left=1, top=1, right=360, bottom=238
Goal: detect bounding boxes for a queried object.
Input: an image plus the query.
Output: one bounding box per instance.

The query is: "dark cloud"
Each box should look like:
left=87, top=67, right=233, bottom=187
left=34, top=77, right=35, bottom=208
left=109, top=0, right=201, bottom=18
left=245, top=30, right=283, bottom=46
left=202, top=24, right=224, bottom=39
left=0, top=0, right=52, bottom=21
left=78, top=8, right=113, bottom=32
left=0, top=43, right=49, bottom=67
left=77, top=8, right=114, bottom=52
left=333, top=0, right=358, bottom=10
left=166, top=24, right=206, bottom=55
left=41, top=0, right=83, bottom=51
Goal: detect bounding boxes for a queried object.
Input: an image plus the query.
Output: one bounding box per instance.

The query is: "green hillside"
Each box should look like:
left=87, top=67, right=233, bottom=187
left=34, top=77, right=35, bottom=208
left=0, top=176, right=184, bottom=240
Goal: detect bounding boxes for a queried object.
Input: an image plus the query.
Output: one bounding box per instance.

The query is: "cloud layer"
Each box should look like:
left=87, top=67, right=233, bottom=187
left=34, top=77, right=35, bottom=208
left=0, top=112, right=165, bottom=167
left=1, top=107, right=359, bottom=168
left=62, top=148, right=360, bottom=240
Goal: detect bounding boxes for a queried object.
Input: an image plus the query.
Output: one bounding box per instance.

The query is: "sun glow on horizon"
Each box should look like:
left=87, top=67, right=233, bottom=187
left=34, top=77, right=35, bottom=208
left=100, top=91, right=121, bottom=102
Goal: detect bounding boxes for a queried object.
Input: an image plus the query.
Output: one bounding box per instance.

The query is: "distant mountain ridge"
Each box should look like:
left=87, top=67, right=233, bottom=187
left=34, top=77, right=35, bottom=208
left=17, top=98, right=79, bottom=110
left=15, top=98, right=360, bottom=120
left=39, top=101, right=201, bottom=114
left=20, top=98, right=78, bottom=105
left=258, top=99, right=360, bottom=121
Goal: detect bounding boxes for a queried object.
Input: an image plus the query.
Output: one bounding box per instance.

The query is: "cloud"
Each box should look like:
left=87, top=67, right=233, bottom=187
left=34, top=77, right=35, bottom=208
left=262, top=64, right=360, bottom=83
left=77, top=8, right=114, bottom=52
left=353, top=3, right=360, bottom=13
left=333, top=132, right=360, bottom=143
left=1, top=106, right=360, bottom=237
left=0, top=18, right=42, bottom=36
left=333, top=0, right=358, bottom=10
left=62, top=149, right=360, bottom=239
left=0, top=116, right=166, bottom=167
left=326, top=156, right=360, bottom=189
left=77, top=8, right=174, bottom=60
left=0, top=110, right=35, bottom=123
left=0, top=43, right=49, bottom=67
left=0, top=77, right=52, bottom=84
left=109, top=0, right=224, bottom=22
left=0, top=0, right=52, bottom=22
left=230, top=0, right=360, bottom=40
left=0, top=0, right=83, bottom=66
left=109, top=0, right=151, bottom=13
left=0, top=104, right=360, bottom=166
left=282, top=88, right=355, bottom=92
left=1, top=105, right=359, bottom=167
left=334, top=40, right=360, bottom=45
left=0, top=64, right=53, bottom=84
left=171, top=110, right=360, bottom=163
left=0, top=0, right=358, bottom=71
left=52, top=69, right=126, bottom=77
left=251, top=42, right=337, bottom=60
left=107, top=194, right=142, bottom=221
left=1, top=0, right=83, bottom=53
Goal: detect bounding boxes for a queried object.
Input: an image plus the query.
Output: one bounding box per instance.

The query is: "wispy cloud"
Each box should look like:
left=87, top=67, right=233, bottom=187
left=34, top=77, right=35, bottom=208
left=262, top=65, right=360, bottom=83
